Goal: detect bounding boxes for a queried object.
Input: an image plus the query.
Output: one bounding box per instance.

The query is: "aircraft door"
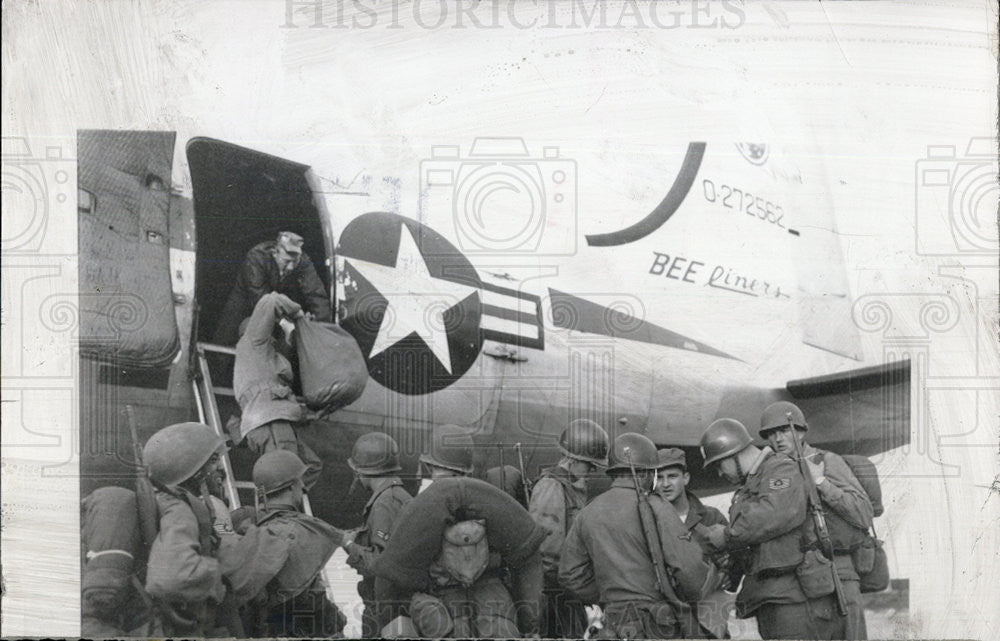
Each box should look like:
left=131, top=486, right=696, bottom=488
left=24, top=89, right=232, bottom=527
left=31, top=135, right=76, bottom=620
left=78, top=130, right=180, bottom=368
left=186, top=137, right=334, bottom=347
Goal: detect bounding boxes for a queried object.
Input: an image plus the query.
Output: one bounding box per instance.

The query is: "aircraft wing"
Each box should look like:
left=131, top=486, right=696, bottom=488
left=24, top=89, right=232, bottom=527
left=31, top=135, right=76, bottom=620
left=782, top=359, right=911, bottom=458
left=686, top=359, right=910, bottom=493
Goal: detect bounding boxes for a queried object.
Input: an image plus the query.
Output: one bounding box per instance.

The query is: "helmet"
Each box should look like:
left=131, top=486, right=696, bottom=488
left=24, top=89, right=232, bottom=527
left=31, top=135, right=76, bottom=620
left=656, top=447, right=687, bottom=471
left=143, top=422, right=226, bottom=488
left=559, top=419, right=610, bottom=466
left=606, top=433, right=659, bottom=473
left=759, top=401, right=808, bottom=438
left=419, top=424, right=474, bottom=475
left=700, top=418, right=753, bottom=468
left=253, top=450, right=307, bottom=495
left=485, top=465, right=523, bottom=499
left=348, top=432, right=402, bottom=475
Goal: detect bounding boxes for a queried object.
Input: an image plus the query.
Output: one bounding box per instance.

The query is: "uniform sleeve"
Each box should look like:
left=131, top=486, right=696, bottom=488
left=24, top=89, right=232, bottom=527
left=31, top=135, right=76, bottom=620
left=557, top=517, right=600, bottom=604
left=243, top=292, right=302, bottom=347
left=243, top=249, right=275, bottom=310
left=218, top=525, right=291, bottom=606
left=145, top=496, right=225, bottom=604
left=348, top=493, right=409, bottom=576
left=816, top=453, right=874, bottom=530
left=296, top=257, right=331, bottom=322
left=527, top=477, right=566, bottom=583
left=702, top=505, right=729, bottom=528
left=725, top=457, right=807, bottom=548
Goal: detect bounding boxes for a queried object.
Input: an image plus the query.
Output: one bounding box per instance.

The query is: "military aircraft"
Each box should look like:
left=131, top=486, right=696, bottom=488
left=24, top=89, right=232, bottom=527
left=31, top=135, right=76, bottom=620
left=77, top=129, right=909, bottom=527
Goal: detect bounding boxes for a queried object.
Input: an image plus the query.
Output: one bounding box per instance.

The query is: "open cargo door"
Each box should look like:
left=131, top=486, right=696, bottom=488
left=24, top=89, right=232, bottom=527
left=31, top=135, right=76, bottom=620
left=78, top=130, right=180, bottom=368
left=185, top=137, right=333, bottom=346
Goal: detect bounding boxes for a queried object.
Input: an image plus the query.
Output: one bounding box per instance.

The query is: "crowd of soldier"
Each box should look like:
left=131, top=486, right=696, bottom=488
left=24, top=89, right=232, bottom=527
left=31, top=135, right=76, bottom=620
left=83, top=401, right=879, bottom=640
left=81, top=230, right=882, bottom=639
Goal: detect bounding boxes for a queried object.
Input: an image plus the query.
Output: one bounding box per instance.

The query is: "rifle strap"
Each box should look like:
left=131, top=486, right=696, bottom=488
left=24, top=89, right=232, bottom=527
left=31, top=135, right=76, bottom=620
left=177, top=488, right=221, bottom=557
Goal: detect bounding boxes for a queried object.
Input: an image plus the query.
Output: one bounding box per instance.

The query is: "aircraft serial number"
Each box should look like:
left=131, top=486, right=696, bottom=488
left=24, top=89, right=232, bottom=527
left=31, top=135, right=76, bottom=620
left=701, top=179, right=785, bottom=228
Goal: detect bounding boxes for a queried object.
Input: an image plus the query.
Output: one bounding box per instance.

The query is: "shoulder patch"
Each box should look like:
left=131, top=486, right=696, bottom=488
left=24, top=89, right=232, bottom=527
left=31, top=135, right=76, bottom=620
left=375, top=529, right=390, bottom=542
left=768, top=478, right=791, bottom=490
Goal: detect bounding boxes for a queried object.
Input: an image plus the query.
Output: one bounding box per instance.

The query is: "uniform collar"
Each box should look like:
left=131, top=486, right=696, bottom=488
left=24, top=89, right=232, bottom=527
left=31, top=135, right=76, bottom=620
left=257, top=503, right=300, bottom=524
left=552, top=460, right=588, bottom=492
left=610, top=476, right=641, bottom=490
left=364, top=476, right=403, bottom=512
left=685, top=491, right=705, bottom=517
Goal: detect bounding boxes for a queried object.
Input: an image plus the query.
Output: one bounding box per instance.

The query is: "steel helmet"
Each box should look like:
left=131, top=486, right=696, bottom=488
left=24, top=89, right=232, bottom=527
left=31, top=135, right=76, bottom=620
left=559, top=419, right=610, bottom=466
left=606, top=432, right=659, bottom=473
left=143, top=422, right=226, bottom=488
left=759, top=401, right=808, bottom=438
left=700, top=418, right=753, bottom=468
left=348, top=432, right=402, bottom=475
left=253, top=450, right=307, bottom=495
left=419, top=424, right=474, bottom=475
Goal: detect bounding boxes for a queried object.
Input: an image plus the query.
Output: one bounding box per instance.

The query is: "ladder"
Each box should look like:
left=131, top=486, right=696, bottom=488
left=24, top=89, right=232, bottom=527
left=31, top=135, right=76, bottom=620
left=192, top=342, right=249, bottom=508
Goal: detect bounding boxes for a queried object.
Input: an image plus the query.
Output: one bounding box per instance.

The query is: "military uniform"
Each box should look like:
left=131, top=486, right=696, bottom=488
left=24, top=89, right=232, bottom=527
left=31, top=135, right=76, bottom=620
left=215, top=240, right=331, bottom=345
left=345, top=476, right=412, bottom=638
left=560, top=477, right=702, bottom=639
left=223, top=502, right=347, bottom=638
left=145, top=488, right=228, bottom=637
left=529, top=464, right=589, bottom=638
left=233, top=292, right=322, bottom=489
left=808, top=447, right=874, bottom=640
left=681, top=491, right=729, bottom=547
left=720, top=447, right=846, bottom=640
left=652, top=490, right=732, bottom=638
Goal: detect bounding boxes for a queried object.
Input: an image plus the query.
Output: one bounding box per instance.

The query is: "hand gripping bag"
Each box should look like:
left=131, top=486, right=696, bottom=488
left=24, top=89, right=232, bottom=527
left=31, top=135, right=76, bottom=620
left=294, top=320, right=368, bottom=412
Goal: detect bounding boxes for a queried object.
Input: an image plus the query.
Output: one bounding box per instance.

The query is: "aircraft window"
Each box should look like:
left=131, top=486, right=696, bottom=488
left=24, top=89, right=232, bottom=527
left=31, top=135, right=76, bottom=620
left=78, top=188, right=95, bottom=215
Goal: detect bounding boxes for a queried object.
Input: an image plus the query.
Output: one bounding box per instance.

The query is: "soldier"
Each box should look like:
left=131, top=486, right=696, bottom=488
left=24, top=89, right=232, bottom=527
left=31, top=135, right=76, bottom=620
left=223, top=450, right=348, bottom=638
left=758, top=401, right=873, bottom=640
left=372, top=424, right=543, bottom=638
left=342, top=432, right=413, bottom=638
left=142, top=422, right=237, bottom=637
left=559, top=433, right=708, bottom=639
left=372, top=476, right=546, bottom=639
left=214, top=230, right=331, bottom=345
left=699, top=418, right=841, bottom=640
left=418, top=423, right=475, bottom=484
left=233, top=290, right=322, bottom=490
left=529, top=418, right=609, bottom=639
left=654, top=447, right=732, bottom=638
left=485, top=464, right=526, bottom=506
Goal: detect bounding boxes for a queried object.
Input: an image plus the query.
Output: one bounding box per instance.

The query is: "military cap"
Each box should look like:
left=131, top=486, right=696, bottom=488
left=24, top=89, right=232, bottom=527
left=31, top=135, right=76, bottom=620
left=656, top=447, right=687, bottom=471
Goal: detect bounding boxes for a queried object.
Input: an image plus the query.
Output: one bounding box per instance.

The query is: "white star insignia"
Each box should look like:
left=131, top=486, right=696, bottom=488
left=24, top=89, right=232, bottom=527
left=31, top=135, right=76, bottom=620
left=346, top=225, right=478, bottom=373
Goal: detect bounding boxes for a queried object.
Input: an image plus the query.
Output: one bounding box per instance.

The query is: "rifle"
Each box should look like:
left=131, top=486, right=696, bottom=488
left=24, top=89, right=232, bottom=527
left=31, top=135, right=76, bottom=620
left=789, top=424, right=849, bottom=617
left=127, top=405, right=160, bottom=549
left=624, top=448, right=674, bottom=601
left=497, top=442, right=507, bottom=496
left=514, top=443, right=532, bottom=505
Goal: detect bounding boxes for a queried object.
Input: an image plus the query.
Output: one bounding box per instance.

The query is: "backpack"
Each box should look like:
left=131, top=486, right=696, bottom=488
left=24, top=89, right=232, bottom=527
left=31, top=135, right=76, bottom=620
left=432, top=519, right=490, bottom=588
left=839, top=454, right=890, bottom=593
left=841, top=454, right=884, bottom=517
